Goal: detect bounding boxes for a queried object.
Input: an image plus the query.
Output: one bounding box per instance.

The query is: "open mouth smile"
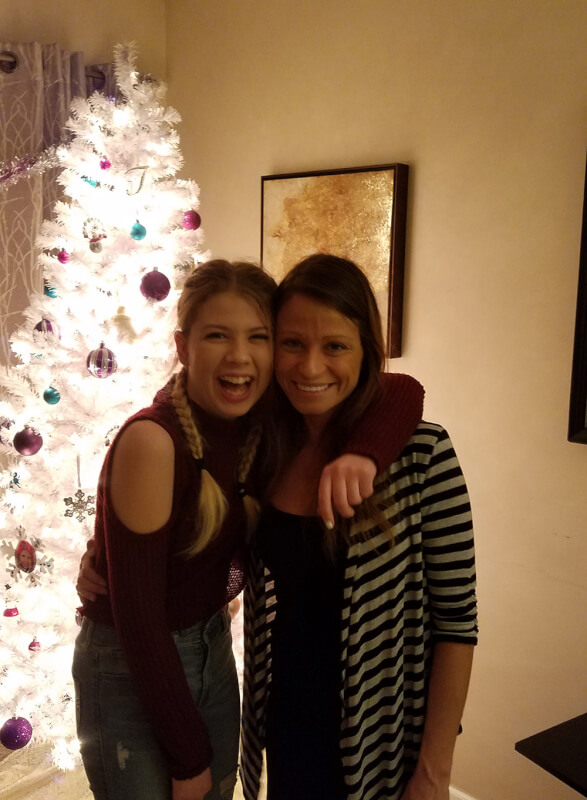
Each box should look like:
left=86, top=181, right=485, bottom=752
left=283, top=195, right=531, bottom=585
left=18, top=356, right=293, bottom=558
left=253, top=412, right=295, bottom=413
left=218, top=375, right=253, bottom=398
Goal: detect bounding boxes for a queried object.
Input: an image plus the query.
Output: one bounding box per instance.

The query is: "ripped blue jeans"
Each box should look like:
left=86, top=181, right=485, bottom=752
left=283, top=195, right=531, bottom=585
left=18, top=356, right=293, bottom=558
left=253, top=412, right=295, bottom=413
left=72, top=607, right=239, bottom=800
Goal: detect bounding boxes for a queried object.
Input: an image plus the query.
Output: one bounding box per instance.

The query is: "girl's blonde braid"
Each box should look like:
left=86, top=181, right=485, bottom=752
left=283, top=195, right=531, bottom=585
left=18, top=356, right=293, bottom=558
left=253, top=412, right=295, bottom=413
left=171, top=369, right=228, bottom=557
left=237, top=423, right=263, bottom=538
left=171, top=369, right=203, bottom=461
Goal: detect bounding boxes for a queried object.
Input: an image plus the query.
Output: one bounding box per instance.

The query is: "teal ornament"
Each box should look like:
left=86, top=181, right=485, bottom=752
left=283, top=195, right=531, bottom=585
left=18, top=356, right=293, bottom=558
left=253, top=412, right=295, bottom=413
left=43, top=387, right=61, bottom=405
left=44, top=281, right=57, bottom=298
left=82, top=176, right=98, bottom=187
left=130, top=222, right=147, bottom=240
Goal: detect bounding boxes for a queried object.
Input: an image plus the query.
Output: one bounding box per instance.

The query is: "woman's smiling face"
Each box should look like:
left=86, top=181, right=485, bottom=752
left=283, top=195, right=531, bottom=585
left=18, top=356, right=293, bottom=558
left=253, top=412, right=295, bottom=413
left=274, top=293, right=364, bottom=429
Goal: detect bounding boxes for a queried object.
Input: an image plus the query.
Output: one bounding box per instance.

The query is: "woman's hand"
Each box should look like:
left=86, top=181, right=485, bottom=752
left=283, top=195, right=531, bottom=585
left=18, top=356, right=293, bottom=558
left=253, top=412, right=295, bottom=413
left=172, top=768, right=212, bottom=800
left=317, top=454, right=377, bottom=528
left=76, top=538, right=108, bottom=602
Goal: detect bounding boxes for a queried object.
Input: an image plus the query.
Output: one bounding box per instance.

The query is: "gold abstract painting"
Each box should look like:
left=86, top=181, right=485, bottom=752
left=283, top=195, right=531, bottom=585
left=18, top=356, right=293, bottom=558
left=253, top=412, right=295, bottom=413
left=261, top=164, right=408, bottom=357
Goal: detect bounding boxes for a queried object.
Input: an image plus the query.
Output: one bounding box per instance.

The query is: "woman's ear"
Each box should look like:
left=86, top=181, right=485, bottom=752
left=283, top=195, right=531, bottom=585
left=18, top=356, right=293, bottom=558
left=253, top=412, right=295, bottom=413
left=174, top=330, right=188, bottom=367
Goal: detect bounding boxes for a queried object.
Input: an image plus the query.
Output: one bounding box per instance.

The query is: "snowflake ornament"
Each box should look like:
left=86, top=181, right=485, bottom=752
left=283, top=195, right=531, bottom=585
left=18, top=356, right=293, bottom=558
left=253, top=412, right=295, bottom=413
left=64, top=489, right=96, bottom=522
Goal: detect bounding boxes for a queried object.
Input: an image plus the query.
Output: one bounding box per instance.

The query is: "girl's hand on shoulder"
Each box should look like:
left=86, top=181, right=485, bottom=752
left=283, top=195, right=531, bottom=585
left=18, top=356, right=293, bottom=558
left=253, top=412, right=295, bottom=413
left=172, top=768, right=212, bottom=800
left=317, top=454, right=377, bottom=528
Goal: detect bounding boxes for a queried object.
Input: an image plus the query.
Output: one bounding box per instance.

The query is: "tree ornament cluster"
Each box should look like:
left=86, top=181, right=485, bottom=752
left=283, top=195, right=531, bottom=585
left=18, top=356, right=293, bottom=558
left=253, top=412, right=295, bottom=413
left=0, top=42, right=207, bottom=767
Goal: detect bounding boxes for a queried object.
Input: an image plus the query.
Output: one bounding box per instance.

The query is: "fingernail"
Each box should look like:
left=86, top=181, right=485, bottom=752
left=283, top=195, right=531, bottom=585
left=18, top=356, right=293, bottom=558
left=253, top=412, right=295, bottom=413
left=325, top=520, right=334, bottom=530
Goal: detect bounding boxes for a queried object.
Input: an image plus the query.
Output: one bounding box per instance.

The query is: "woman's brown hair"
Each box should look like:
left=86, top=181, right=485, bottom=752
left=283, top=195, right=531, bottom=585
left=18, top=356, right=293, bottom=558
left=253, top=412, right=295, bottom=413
left=270, top=253, right=391, bottom=551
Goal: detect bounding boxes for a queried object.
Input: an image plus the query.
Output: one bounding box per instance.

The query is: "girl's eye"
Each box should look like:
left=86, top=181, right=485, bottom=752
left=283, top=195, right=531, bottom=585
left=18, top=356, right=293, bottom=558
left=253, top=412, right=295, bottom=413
left=205, top=331, right=226, bottom=340
left=251, top=333, right=270, bottom=341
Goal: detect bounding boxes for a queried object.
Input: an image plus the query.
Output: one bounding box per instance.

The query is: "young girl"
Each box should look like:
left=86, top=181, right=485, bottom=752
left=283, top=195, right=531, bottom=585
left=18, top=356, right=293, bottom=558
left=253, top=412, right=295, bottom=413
left=240, top=254, right=478, bottom=800
left=73, top=260, right=276, bottom=800
left=73, top=258, right=425, bottom=800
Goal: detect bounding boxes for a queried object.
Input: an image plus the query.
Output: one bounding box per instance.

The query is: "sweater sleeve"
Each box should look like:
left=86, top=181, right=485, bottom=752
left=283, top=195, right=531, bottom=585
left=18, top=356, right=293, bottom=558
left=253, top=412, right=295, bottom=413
left=344, top=372, right=425, bottom=470
left=105, top=516, right=214, bottom=779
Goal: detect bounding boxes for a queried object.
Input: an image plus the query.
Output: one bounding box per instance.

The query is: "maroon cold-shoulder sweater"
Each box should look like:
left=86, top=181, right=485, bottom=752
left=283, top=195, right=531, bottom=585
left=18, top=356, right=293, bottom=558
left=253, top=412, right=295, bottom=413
left=81, top=385, right=249, bottom=779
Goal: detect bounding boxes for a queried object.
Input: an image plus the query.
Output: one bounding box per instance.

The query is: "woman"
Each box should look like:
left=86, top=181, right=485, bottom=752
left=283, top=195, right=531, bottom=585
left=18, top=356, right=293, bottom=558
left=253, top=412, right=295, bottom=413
left=240, top=254, right=478, bottom=800
left=73, top=258, right=424, bottom=800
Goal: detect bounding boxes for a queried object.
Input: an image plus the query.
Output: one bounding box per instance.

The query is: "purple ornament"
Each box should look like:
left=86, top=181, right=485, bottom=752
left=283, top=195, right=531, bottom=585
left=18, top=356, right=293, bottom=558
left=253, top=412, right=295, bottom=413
left=0, top=717, right=33, bottom=750
left=140, top=269, right=171, bottom=302
left=57, top=249, right=70, bottom=264
left=182, top=210, right=201, bottom=230
left=100, top=157, right=111, bottom=170
left=3, top=607, right=18, bottom=617
left=34, top=318, right=55, bottom=335
left=13, top=427, right=43, bottom=456
left=87, top=342, right=117, bottom=379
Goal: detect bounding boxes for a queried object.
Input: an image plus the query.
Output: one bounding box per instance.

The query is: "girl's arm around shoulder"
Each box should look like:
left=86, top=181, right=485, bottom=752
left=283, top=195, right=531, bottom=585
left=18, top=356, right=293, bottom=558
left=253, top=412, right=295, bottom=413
left=317, top=373, right=424, bottom=526
left=345, top=372, right=425, bottom=471
left=110, top=420, right=175, bottom=534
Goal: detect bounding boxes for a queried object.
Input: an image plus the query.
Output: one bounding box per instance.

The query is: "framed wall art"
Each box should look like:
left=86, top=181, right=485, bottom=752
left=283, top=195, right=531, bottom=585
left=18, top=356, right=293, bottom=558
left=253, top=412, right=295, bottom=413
left=568, top=157, right=587, bottom=444
left=261, top=163, right=409, bottom=358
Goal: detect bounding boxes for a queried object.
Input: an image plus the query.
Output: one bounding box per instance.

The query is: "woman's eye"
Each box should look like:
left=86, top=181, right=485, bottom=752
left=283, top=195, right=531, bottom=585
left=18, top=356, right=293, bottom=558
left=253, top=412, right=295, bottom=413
left=326, top=342, right=347, bottom=352
left=280, top=338, right=302, bottom=349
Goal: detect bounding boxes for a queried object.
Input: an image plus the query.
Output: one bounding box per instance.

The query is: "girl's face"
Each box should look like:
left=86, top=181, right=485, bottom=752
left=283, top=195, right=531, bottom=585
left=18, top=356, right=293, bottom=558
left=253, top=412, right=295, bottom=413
left=275, top=293, right=363, bottom=429
left=175, top=291, right=273, bottom=420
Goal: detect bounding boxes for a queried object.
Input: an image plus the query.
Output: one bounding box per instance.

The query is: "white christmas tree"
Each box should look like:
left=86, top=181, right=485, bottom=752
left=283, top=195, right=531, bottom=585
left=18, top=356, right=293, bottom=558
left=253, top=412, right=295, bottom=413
left=0, top=42, right=207, bottom=768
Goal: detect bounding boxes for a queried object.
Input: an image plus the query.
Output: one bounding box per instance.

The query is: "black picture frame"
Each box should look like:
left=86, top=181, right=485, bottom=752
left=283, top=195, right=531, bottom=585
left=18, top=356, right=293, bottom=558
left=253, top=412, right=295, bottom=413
left=261, top=163, right=409, bottom=358
left=568, top=157, right=587, bottom=444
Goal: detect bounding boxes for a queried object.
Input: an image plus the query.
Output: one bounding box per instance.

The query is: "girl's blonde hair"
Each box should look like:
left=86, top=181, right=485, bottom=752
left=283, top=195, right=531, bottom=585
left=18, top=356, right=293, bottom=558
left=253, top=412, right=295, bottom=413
left=172, top=259, right=276, bottom=557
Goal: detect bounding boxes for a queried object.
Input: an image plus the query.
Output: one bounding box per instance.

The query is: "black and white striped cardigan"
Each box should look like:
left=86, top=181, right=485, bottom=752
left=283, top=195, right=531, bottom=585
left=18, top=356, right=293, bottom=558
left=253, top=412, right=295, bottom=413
left=240, top=422, right=478, bottom=800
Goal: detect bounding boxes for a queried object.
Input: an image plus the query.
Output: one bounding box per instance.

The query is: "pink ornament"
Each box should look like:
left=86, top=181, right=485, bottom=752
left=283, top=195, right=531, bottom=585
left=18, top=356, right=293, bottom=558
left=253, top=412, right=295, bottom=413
left=0, top=717, right=33, bottom=750
left=3, top=607, right=19, bottom=617
left=28, top=639, right=41, bottom=652
left=13, top=427, right=43, bottom=456
left=57, top=249, right=70, bottom=264
left=182, top=210, right=201, bottom=230
left=100, top=157, right=111, bottom=170
left=140, top=269, right=171, bottom=302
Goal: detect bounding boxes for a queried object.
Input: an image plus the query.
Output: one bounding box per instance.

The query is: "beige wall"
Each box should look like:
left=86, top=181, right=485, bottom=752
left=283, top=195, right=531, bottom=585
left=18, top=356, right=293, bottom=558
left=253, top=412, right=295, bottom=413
left=166, top=2, right=587, bottom=800
left=1, top=0, right=166, bottom=76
